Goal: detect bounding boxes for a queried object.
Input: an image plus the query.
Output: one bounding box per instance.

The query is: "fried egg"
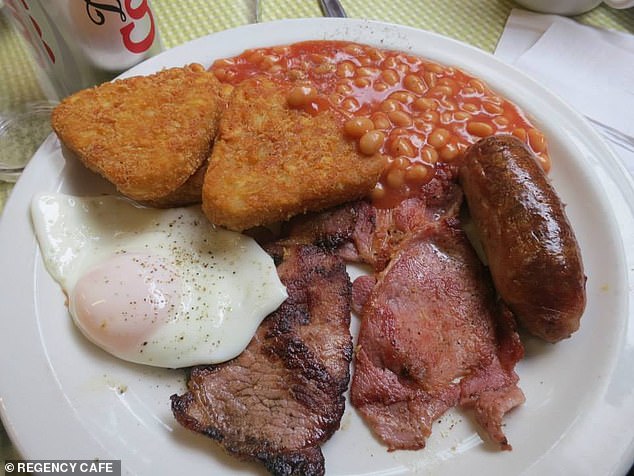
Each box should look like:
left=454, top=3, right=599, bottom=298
left=31, top=193, right=287, bottom=368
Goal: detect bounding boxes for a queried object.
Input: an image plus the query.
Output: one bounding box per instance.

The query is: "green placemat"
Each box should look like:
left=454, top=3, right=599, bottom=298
left=152, top=0, right=634, bottom=51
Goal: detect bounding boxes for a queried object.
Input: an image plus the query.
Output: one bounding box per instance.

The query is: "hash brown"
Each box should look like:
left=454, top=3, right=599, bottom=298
left=140, top=158, right=209, bottom=208
left=51, top=64, right=224, bottom=203
left=202, top=78, right=385, bottom=231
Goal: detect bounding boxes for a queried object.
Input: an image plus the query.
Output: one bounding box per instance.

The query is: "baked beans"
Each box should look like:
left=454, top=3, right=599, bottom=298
left=210, top=40, right=551, bottom=208
left=344, top=117, right=374, bottom=138
left=359, top=130, right=386, bottom=156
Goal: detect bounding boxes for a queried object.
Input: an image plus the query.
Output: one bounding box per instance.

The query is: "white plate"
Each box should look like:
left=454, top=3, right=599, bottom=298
left=1, top=18, right=634, bottom=476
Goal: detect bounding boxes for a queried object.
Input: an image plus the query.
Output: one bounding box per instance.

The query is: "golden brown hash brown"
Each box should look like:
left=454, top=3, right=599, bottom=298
left=202, top=78, right=385, bottom=231
left=140, top=158, right=209, bottom=208
left=51, top=64, right=224, bottom=202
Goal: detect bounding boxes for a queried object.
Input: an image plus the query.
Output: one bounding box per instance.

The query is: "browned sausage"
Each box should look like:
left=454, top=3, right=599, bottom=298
left=459, top=135, right=586, bottom=343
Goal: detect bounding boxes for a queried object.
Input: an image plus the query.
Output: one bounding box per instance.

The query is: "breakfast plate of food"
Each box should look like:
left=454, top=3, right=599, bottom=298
left=1, top=18, right=633, bottom=476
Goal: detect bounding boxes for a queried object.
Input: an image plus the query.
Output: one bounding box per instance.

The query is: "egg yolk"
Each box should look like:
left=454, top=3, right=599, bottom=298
left=69, top=252, right=181, bottom=354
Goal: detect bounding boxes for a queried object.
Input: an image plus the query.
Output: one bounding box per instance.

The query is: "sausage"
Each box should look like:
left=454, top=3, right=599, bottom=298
left=459, top=135, right=586, bottom=343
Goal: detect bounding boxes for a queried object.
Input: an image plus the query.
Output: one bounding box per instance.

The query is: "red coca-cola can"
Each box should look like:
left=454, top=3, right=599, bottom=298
left=4, top=0, right=163, bottom=100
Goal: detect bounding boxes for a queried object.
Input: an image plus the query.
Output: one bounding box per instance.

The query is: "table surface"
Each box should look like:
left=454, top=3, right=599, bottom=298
left=1, top=0, right=634, bottom=467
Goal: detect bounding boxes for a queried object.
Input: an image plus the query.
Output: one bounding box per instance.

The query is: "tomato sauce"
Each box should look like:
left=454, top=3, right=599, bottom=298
left=210, top=41, right=549, bottom=208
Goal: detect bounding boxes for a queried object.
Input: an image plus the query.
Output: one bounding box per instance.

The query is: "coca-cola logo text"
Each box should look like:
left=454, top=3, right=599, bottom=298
left=83, top=0, right=156, bottom=54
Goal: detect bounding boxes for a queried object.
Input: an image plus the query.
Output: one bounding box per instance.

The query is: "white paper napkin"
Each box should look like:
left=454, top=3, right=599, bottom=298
left=495, top=9, right=634, bottom=176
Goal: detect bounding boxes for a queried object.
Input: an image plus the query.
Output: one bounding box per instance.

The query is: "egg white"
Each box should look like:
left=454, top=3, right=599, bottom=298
left=31, top=193, right=287, bottom=368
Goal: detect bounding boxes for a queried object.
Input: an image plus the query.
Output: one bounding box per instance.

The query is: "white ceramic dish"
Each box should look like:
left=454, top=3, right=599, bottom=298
left=1, top=18, right=633, bottom=476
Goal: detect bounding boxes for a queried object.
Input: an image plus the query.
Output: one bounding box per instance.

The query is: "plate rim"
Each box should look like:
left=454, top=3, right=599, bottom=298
left=1, top=17, right=633, bottom=475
